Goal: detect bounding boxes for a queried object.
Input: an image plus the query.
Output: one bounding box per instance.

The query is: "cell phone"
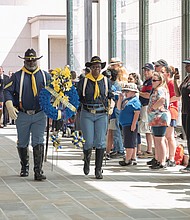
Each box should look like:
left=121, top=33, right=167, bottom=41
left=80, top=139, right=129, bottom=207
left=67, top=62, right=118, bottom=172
left=175, top=68, right=179, bottom=74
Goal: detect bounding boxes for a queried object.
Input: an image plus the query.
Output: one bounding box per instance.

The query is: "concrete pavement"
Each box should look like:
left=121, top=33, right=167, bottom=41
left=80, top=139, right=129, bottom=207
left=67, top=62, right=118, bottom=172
left=0, top=125, right=190, bottom=220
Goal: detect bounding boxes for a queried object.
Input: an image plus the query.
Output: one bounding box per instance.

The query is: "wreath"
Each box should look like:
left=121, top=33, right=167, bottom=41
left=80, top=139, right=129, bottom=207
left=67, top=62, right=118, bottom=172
left=50, top=130, right=85, bottom=150
left=39, top=67, right=79, bottom=120
left=71, top=130, right=85, bottom=149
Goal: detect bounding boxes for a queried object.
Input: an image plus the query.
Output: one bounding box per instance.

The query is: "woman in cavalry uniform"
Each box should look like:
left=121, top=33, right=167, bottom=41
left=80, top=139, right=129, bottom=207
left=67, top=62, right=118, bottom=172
left=77, top=56, right=114, bottom=179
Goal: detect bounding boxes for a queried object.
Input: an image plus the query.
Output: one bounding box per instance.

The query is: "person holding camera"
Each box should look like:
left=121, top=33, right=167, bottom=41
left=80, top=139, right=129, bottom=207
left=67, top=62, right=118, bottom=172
left=174, top=58, right=190, bottom=172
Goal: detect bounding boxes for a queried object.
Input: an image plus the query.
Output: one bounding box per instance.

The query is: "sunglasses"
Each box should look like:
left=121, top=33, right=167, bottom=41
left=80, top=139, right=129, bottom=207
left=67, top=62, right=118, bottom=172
left=152, top=79, right=161, bottom=82
left=122, top=90, right=130, bottom=93
left=91, top=65, right=101, bottom=70
left=128, top=77, right=134, bottom=81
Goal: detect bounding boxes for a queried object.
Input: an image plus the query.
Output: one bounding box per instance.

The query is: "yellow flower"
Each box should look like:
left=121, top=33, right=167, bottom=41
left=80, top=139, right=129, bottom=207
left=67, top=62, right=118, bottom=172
left=51, top=66, right=72, bottom=94
left=59, top=91, right=64, bottom=97
left=62, top=95, right=69, bottom=102
left=52, top=68, right=62, bottom=74
left=62, top=66, right=71, bottom=78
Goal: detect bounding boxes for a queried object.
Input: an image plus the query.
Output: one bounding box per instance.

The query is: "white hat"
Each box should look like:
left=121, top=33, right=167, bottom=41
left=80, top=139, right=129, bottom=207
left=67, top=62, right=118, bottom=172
left=122, top=83, right=138, bottom=93
left=109, top=57, right=123, bottom=66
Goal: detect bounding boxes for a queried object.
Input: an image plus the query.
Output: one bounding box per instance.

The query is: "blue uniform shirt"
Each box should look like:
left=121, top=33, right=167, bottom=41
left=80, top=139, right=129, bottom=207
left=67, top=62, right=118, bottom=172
left=4, top=69, right=51, bottom=110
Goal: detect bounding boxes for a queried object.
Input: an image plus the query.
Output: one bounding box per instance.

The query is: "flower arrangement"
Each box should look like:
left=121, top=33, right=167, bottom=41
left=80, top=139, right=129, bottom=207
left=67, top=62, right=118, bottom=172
left=50, top=130, right=85, bottom=150
left=50, top=133, right=63, bottom=149
left=71, top=130, right=85, bottom=149
left=39, top=66, right=79, bottom=120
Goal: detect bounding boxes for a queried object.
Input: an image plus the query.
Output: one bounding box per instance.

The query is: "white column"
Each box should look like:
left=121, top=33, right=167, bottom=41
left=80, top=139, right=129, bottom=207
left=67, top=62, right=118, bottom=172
left=38, top=30, right=49, bottom=71
left=97, top=0, right=108, bottom=64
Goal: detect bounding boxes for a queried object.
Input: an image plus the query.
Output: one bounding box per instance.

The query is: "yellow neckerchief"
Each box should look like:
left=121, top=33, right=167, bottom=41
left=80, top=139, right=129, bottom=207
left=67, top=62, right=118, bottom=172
left=22, top=66, right=40, bottom=97
left=85, top=73, right=104, bottom=100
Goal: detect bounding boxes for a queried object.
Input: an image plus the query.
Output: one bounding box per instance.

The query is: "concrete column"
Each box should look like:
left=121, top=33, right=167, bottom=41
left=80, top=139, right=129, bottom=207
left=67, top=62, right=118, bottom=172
left=84, top=0, right=92, bottom=62
left=108, top=0, right=117, bottom=60
left=97, top=0, right=108, bottom=63
left=139, top=0, right=149, bottom=76
left=67, top=0, right=73, bottom=70
left=182, top=0, right=190, bottom=79
left=38, top=30, right=49, bottom=71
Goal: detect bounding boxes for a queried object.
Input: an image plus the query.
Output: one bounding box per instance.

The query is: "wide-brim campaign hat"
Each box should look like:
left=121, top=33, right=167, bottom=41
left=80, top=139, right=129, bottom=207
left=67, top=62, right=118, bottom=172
left=122, top=83, right=139, bottom=93
left=108, top=57, right=123, bottom=66
left=18, top=48, right=43, bottom=60
left=85, top=56, right=106, bottom=69
left=182, top=58, right=190, bottom=64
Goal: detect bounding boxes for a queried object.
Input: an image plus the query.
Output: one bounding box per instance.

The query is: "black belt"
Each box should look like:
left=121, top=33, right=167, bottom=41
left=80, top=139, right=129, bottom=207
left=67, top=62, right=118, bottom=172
left=83, top=104, right=104, bottom=109
left=20, top=109, right=42, bottom=115
left=83, top=106, right=107, bottom=114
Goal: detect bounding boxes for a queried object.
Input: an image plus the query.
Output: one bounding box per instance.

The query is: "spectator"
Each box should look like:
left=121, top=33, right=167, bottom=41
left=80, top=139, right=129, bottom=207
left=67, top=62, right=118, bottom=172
left=147, top=72, right=171, bottom=169
left=117, top=83, right=141, bottom=166
left=3, top=70, right=14, bottom=126
left=161, top=66, right=180, bottom=167
left=174, top=58, right=190, bottom=172
left=138, top=63, right=154, bottom=158
left=152, top=59, right=168, bottom=72
left=105, top=69, right=122, bottom=160
left=128, top=72, right=143, bottom=157
left=0, top=66, right=4, bottom=128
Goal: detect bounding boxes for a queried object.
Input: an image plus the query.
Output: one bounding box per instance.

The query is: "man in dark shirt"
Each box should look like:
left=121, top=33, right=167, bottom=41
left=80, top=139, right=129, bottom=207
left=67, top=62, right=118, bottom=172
left=0, top=66, right=4, bottom=128
left=4, top=48, right=51, bottom=181
left=3, top=71, right=13, bottom=126
left=138, top=63, right=154, bottom=157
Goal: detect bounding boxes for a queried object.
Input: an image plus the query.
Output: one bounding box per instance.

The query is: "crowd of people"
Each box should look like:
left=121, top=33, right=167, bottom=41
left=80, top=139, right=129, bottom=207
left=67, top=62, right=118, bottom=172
left=75, top=55, right=190, bottom=177
left=1, top=49, right=190, bottom=180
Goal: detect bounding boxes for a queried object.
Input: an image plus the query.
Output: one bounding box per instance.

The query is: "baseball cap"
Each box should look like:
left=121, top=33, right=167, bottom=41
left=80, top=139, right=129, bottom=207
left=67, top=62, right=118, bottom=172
left=142, top=63, right=154, bottom=71
left=152, top=59, right=168, bottom=67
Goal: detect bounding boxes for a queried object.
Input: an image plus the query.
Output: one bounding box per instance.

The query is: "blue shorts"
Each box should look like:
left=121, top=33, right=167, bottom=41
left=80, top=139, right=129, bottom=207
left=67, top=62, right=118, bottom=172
left=151, top=126, right=167, bottom=137
left=170, top=119, right=177, bottom=127
left=122, top=125, right=137, bottom=149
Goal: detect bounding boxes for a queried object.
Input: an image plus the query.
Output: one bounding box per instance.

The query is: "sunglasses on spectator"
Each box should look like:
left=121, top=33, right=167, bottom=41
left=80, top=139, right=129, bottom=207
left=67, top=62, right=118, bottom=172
left=128, top=77, right=134, bottom=81
left=152, top=79, right=161, bottom=82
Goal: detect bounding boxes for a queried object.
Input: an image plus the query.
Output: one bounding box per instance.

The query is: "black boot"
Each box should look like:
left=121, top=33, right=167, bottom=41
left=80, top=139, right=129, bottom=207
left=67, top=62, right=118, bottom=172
left=33, top=144, right=46, bottom=181
left=95, top=148, right=105, bottom=179
left=83, top=149, right=92, bottom=175
left=17, top=147, right=29, bottom=177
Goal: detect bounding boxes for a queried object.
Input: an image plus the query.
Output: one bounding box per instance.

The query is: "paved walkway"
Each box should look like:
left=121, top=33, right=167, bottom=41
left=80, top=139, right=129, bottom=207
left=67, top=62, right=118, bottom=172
left=0, top=125, right=190, bottom=220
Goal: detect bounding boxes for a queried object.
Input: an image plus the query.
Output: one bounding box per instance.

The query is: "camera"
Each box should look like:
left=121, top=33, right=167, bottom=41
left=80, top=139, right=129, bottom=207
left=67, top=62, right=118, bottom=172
left=175, top=68, right=179, bottom=74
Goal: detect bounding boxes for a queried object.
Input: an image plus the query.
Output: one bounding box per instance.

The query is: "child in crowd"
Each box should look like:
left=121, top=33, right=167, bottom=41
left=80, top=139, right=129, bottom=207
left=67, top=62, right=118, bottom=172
left=117, top=83, right=141, bottom=166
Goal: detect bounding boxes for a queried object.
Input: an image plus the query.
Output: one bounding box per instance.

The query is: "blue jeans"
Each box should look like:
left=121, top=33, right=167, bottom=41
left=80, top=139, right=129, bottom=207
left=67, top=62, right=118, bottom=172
left=80, top=109, right=108, bottom=150
left=113, top=108, right=124, bottom=153
left=16, top=111, right=46, bottom=148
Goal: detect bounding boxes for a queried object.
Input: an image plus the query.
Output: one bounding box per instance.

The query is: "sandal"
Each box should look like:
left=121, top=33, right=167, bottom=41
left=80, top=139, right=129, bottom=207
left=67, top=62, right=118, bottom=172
left=138, top=151, right=154, bottom=158
left=137, top=151, right=143, bottom=156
